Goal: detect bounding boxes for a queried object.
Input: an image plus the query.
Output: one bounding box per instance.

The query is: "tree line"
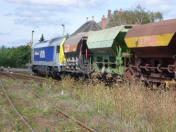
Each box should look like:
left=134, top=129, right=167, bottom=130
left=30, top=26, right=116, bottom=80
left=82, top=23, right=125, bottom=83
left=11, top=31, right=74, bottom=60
left=0, top=46, right=31, bottom=68
left=108, top=5, right=163, bottom=27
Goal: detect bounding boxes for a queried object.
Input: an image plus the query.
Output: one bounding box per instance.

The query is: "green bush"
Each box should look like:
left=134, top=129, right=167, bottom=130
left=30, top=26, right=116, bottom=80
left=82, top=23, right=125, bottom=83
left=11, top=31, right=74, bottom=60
left=0, top=45, right=31, bottom=68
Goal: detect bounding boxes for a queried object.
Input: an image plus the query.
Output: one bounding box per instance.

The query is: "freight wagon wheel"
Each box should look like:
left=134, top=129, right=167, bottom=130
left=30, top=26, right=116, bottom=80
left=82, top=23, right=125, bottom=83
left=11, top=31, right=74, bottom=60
left=125, top=69, right=133, bottom=80
left=90, top=72, right=100, bottom=85
left=158, top=83, right=167, bottom=90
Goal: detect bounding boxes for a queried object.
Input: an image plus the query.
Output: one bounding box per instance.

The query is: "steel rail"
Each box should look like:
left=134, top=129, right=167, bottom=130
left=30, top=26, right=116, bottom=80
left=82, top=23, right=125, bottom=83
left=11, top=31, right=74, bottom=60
left=9, top=72, right=59, bottom=83
left=30, top=90, right=97, bottom=132
left=56, top=109, right=97, bottom=132
left=0, top=79, right=35, bottom=132
left=1, top=72, right=97, bottom=132
left=0, top=72, right=46, bottom=82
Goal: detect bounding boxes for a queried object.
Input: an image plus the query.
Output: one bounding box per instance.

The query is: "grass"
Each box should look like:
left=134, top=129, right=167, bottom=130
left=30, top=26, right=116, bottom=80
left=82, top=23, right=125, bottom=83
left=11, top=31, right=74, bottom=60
left=1, top=76, right=176, bottom=131
left=60, top=78, right=176, bottom=132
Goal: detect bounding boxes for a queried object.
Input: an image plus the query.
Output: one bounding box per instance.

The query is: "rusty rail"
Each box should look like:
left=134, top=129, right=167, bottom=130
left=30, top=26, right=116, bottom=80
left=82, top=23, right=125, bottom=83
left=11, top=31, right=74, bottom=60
left=56, top=109, right=97, bottom=132
left=0, top=79, right=35, bottom=132
left=1, top=72, right=97, bottom=132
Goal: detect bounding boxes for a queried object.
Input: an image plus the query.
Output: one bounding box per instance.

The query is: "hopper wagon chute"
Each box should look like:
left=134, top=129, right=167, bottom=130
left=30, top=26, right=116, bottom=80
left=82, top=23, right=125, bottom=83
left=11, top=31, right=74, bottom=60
left=87, top=25, right=131, bottom=76
left=63, top=32, right=91, bottom=74
left=62, top=20, right=101, bottom=74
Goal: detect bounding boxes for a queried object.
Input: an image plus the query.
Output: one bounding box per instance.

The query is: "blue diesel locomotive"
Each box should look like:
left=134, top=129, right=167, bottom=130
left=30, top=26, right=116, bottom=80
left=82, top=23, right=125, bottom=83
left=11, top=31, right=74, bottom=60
left=32, top=37, right=66, bottom=77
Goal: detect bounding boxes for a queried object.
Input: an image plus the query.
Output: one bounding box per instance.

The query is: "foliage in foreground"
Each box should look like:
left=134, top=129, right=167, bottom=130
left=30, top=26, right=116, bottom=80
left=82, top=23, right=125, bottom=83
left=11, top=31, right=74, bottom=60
left=62, top=78, right=176, bottom=131
left=1, top=77, right=176, bottom=131
left=0, top=46, right=31, bottom=68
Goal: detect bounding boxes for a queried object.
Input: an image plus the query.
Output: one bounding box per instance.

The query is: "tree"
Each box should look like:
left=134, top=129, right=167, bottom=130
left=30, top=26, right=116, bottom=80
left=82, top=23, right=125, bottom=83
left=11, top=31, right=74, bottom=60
left=0, top=45, right=5, bottom=49
left=0, top=46, right=31, bottom=68
left=134, top=5, right=150, bottom=24
left=39, top=34, right=45, bottom=42
left=108, top=5, right=163, bottom=27
left=153, top=12, right=163, bottom=22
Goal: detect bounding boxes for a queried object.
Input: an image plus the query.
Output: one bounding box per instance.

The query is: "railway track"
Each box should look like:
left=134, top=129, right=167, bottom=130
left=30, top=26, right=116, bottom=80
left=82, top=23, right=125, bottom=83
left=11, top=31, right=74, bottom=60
left=0, top=71, right=97, bottom=132
left=0, top=78, right=35, bottom=132
left=0, top=71, right=45, bottom=81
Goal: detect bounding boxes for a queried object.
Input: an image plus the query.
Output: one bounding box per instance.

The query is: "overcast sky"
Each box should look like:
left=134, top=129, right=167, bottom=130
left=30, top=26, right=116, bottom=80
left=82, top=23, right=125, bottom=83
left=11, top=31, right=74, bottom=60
left=0, top=0, right=176, bottom=47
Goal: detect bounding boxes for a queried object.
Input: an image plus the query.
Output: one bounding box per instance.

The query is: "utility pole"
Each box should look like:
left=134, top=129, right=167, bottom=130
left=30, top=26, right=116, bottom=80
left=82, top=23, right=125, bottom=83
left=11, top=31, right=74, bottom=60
left=29, top=30, right=34, bottom=68
left=32, top=30, right=34, bottom=44
left=62, top=24, right=65, bottom=37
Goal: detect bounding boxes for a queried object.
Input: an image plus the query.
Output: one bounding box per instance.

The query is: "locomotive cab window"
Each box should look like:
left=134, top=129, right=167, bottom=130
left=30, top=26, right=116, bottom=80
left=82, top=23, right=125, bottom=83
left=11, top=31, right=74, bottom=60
left=56, top=46, right=60, bottom=53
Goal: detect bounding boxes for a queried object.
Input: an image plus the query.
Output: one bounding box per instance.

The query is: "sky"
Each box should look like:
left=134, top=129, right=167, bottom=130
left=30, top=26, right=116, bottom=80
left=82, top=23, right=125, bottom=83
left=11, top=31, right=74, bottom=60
left=0, top=0, right=176, bottom=47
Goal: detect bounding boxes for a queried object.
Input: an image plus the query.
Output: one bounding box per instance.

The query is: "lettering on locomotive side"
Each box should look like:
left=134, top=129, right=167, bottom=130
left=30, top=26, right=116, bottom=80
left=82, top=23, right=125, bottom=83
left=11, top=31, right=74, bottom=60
left=34, top=51, right=39, bottom=56
left=40, top=50, right=45, bottom=58
left=34, top=47, right=54, bottom=62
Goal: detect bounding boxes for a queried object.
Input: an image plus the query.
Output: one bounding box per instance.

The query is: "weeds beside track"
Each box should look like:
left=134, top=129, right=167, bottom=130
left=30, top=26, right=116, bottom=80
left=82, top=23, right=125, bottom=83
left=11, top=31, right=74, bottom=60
left=1, top=71, right=176, bottom=131
left=0, top=78, right=35, bottom=132
left=0, top=72, right=97, bottom=132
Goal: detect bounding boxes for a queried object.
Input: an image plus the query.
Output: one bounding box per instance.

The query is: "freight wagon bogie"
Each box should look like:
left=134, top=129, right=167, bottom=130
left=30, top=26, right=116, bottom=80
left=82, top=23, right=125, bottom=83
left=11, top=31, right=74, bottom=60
left=127, top=57, right=176, bottom=84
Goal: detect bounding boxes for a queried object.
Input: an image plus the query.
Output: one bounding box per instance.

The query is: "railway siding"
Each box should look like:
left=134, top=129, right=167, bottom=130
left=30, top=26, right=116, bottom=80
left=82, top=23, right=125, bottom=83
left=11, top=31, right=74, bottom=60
left=0, top=73, right=98, bottom=132
left=1, top=72, right=176, bottom=131
left=0, top=79, right=35, bottom=132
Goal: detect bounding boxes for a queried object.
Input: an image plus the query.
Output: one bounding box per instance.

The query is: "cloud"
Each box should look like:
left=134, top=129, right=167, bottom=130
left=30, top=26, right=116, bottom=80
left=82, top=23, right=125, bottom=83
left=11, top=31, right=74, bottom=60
left=4, top=13, right=13, bottom=16
left=3, top=39, right=29, bottom=47
left=145, top=0, right=172, bottom=11
left=14, top=5, right=66, bottom=18
left=5, top=0, right=106, bottom=27
left=7, top=0, right=104, bottom=8
left=14, top=16, right=69, bottom=27
left=6, top=0, right=106, bottom=27
left=8, top=0, right=81, bottom=6
left=11, top=4, right=71, bottom=27
left=144, top=0, right=176, bottom=18
left=0, top=32, right=10, bottom=36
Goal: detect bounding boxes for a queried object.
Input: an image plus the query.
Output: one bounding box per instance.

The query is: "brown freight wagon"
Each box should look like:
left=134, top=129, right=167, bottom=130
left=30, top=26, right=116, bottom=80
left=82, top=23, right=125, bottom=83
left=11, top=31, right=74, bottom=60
left=125, top=19, right=176, bottom=87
